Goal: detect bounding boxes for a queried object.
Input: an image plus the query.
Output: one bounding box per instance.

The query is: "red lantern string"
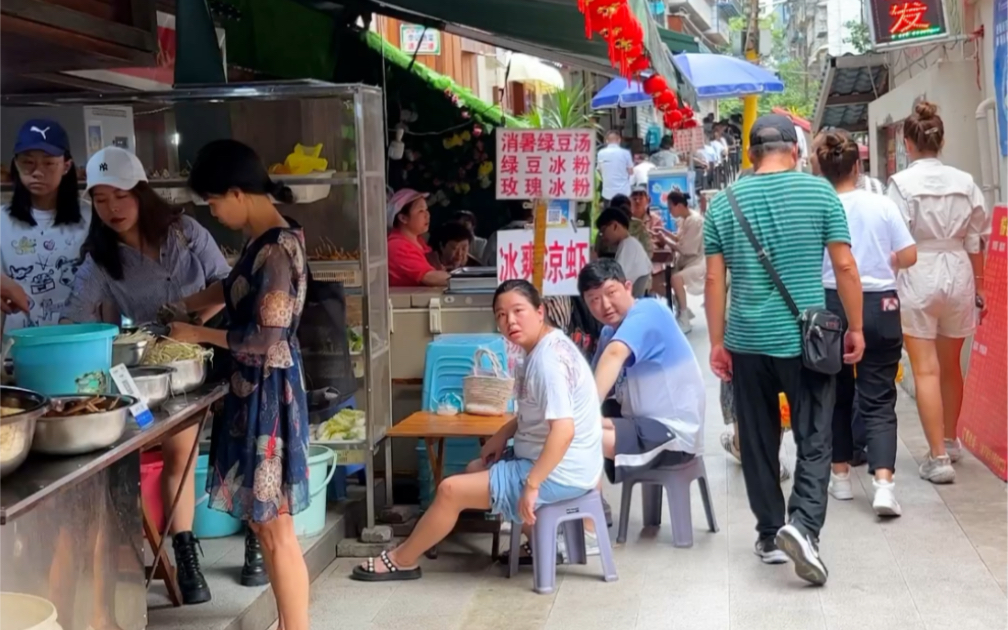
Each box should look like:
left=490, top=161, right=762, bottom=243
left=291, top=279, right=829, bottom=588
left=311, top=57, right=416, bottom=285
left=642, top=74, right=668, bottom=95
left=585, top=0, right=626, bottom=39
left=627, top=55, right=650, bottom=77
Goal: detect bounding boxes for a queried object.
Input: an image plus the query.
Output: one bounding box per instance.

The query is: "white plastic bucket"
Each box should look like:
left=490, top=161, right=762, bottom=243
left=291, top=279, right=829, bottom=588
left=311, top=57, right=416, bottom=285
left=0, top=592, right=62, bottom=630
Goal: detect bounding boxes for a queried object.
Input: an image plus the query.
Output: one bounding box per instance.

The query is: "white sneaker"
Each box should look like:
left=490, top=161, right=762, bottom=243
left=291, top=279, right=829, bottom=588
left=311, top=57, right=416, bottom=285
left=828, top=471, right=853, bottom=500
left=945, top=438, right=963, bottom=463
left=872, top=480, right=902, bottom=517
left=677, top=315, right=693, bottom=334
left=687, top=307, right=696, bottom=320
left=779, top=461, right=792, bottom=483
left=919, top=454, right=956, bottom=484
left=584, top=530, right=600, bottom=556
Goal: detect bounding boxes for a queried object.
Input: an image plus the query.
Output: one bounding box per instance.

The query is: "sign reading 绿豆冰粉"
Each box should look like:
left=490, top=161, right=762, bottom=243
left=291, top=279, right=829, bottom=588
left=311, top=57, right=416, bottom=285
left=866, top=0, right=949, bottom=50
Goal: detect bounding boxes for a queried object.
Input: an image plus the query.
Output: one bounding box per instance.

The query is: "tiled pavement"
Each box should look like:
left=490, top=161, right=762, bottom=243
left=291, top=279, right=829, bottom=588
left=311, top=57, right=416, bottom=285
left=304, top=298, right=1007, bottom=630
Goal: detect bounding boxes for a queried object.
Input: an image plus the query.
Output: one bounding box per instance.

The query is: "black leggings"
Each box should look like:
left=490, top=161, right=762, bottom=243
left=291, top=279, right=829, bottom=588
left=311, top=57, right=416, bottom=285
left=826, top=289, right=903, bottom=474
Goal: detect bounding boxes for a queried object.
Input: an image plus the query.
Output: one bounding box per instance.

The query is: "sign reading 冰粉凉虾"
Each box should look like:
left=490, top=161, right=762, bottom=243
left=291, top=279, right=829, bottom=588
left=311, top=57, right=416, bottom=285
left=495, top=225, right=590, bottom=296
left=495, top=130, right=596, bottom=201
left=866, top=0, right=949, bottom=50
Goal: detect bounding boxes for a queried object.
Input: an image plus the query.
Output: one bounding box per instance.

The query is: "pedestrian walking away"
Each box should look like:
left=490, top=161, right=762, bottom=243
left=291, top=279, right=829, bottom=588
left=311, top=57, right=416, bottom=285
left=816, top=130, right=918, bottom=517
left=703, top=114, right=865, bottom=586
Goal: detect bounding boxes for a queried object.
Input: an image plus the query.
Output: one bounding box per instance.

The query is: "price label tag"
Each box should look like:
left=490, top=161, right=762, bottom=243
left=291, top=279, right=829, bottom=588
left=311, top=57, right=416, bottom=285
left=109, top=364, right=154, bottom=428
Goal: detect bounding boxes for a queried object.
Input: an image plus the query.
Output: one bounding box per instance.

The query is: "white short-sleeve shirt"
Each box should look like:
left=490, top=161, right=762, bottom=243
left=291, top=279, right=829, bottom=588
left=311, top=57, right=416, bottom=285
left=512, top=329, right=603, bottom=489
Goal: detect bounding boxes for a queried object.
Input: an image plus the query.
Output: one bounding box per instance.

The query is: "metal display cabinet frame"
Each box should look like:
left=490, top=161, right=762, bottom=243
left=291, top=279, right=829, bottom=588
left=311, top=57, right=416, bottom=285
left=2, top=81, right=393, bottom=529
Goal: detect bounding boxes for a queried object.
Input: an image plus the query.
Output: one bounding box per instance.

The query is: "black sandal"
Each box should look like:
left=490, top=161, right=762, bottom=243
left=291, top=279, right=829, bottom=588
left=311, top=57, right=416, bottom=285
left=350, top=550, right=422, bottom=582
left=497, top=542, right=563, bottom=566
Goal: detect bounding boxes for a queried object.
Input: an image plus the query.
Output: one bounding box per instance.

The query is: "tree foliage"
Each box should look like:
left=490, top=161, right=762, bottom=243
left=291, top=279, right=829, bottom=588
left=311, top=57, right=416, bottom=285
left=717, top=14, right=821, bottom=120
left=843, top=20, right=873, bottom=54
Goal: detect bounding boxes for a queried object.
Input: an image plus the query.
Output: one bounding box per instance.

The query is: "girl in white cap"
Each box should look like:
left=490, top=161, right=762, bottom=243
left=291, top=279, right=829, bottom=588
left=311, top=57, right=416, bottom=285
left=64, top=145, right=232, bottom=606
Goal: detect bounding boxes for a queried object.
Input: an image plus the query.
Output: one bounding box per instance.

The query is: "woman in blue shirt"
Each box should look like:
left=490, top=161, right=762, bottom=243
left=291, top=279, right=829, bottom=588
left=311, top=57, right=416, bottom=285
left=64, top=146, right=231, bottom=605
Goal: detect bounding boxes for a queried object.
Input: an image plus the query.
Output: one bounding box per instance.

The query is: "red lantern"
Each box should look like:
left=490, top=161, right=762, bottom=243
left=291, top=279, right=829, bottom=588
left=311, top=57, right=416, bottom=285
left=584, top=0, right=626, bottom=38
left=680, top=105, right=695, bottom=120
left=602, top=5, right=643, bottom=75
left=626, top=55, right=650, bottom=76
left=683, top=119, right=698, bottom=129
left=642, top=75, right=668, bottom=95
left=653, top=90, right=677, bottom=108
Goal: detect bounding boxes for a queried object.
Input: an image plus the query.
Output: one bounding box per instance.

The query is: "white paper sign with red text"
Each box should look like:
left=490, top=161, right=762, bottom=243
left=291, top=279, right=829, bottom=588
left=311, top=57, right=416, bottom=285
left=495, top=129, right=596, bottom=200
left=495, top=226, right=590, bottom=296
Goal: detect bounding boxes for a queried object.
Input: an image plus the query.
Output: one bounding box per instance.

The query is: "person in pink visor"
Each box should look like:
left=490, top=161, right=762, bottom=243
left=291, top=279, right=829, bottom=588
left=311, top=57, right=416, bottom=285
left=386, top=189, right=450, bottom=287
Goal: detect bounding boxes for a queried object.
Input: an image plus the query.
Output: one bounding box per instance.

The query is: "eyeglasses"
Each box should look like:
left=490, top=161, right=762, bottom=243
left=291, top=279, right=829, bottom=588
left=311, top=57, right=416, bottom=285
left=15, top=155, right=63, bottom=174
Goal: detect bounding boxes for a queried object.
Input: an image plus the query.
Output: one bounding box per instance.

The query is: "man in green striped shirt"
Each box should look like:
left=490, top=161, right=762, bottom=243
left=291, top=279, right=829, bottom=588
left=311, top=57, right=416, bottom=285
left=703, top=115, right=865, bottom=586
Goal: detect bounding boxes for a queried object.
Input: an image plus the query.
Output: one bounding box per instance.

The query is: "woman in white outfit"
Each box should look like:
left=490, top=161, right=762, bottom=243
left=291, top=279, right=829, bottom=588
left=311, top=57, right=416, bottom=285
left=886, top=102, right=990, bottom=484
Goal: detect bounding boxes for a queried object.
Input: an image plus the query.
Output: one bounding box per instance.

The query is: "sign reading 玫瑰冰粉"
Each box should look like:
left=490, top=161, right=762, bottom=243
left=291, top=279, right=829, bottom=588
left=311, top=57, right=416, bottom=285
left=495, top=130, right=596, bottom=201
left=866, top=0, right=949, bottom=50
left=495, top=225, right=590, bottom=296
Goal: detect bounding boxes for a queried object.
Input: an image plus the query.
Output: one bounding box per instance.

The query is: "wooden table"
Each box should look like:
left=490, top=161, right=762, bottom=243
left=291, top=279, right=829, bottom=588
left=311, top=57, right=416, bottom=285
left=385, top=411, right=514, bottom=558
left=386, top=411, right=515, bottom=486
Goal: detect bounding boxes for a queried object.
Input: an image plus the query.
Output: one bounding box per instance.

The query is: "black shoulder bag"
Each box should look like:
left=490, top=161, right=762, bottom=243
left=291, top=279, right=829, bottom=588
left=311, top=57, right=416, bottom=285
left=724, top=188, right=844, bottom=375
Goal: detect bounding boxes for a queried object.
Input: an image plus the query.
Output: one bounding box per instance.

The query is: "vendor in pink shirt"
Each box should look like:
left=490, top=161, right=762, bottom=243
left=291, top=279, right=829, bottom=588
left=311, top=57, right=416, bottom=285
left=387, top=189, right=451, bottom=287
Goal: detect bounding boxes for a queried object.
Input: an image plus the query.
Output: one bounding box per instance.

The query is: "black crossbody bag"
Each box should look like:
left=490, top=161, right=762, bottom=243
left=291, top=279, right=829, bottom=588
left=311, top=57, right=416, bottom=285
left=724, top=188, right=844, bottom=375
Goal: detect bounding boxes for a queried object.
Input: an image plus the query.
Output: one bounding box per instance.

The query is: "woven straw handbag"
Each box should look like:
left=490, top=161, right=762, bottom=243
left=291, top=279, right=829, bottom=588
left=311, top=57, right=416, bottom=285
left=463, top=348, right=514, bottom=416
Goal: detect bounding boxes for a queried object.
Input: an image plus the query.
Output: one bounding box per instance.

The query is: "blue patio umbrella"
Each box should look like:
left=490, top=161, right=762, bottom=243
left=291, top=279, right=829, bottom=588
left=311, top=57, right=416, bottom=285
left=591, top=77, right=652, bottom=109
left=672, top=53, right=785, bottom=99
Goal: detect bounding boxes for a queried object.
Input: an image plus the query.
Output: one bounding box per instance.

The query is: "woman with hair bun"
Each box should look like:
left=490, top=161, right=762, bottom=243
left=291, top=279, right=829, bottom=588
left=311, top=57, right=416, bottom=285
left=887, top=101, right=991, bottom=485
left=817, top=130, right=917, bottom=516
left=170, top=139, right=312, bottom=630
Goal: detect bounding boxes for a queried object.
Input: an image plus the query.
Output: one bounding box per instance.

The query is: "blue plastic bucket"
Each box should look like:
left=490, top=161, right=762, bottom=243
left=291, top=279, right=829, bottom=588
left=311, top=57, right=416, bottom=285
left=6, top=324, right=118, bottom=395
left=293, top=445, right=337, bottom=537
left=193, top=454, right=243, bottom=539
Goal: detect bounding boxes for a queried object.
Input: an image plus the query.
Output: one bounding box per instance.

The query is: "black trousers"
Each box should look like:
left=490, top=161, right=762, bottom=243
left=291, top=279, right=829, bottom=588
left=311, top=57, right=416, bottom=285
left=826, top=289, right=902, bottom=474
left=732, top=353, right=835, bottom=540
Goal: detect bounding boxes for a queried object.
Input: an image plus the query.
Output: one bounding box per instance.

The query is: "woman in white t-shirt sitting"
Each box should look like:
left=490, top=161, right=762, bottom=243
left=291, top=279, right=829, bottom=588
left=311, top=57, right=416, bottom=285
left=0, top=119, right=91, bottom=331
left=351, top=279, right=603, bottom=582
left=816, top=130, right=917, bottom=518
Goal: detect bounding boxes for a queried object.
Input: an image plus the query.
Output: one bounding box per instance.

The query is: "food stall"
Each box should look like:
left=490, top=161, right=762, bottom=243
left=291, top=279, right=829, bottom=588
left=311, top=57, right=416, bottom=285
left=0, top=81, right=391, bottom=627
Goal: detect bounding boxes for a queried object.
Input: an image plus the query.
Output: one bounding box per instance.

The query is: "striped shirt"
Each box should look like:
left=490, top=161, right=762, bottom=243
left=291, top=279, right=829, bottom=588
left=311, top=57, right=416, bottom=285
left=703, top=171, right=850, bottom=357
left=64, top=215, right=231, bottom=324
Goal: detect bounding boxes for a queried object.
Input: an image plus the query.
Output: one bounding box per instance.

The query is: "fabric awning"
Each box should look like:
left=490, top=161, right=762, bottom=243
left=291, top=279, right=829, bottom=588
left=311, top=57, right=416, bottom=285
left=812, top=53, right=889, bottom=133
left=506, top=53, right=565, bottom=91
left=356, top=0, right=696, bottom=105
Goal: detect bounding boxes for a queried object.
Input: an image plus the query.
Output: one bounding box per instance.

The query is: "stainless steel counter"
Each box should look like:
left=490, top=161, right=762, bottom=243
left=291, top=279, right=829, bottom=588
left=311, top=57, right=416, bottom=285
left=0, top=384, right=227, bottom=630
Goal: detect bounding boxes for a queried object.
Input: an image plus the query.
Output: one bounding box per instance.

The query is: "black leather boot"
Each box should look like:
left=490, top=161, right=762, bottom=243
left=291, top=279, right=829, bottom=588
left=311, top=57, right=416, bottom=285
left=241, top=527, right=268, bottom=587
left=172, top=531, right=211, bottom=605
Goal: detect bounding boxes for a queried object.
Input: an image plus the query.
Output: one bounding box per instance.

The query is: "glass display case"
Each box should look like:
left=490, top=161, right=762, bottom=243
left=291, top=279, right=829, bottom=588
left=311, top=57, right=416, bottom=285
left=1, top=81, right=392, bottom=527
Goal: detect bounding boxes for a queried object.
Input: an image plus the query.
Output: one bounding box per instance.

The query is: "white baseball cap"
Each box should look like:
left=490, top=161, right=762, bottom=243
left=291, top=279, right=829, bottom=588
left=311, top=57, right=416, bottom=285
left=85, top=146, right=148, bottom=192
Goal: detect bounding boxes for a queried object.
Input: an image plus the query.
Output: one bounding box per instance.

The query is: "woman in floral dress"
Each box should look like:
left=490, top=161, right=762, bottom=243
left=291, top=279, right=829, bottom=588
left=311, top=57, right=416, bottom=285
left=167, top=139, right=310, bottom=630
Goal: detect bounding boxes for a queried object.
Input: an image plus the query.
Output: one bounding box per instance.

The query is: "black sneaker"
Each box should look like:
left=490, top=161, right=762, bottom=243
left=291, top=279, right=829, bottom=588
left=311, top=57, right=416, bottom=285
left=775, top=524, right=828, bottom=586
left=240, top=528, right=269, bottom=587
left=754, top=536, right=788, bottom=564
left=172, top=531, right=212, bottom=604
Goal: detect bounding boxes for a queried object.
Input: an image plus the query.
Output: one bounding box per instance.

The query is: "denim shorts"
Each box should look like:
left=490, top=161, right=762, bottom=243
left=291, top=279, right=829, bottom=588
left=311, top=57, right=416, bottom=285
left=488, top=448, right=589, bottom=523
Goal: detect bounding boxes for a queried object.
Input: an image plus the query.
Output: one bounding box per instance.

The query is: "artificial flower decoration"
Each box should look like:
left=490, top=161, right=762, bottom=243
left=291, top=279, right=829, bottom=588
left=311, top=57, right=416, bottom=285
left=472, top=125, right=483, bottom=137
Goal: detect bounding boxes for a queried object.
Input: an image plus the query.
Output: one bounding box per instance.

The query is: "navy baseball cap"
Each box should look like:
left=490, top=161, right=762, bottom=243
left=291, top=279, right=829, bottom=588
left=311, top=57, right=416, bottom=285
left=14, top=119, right=71, bottom=157
left=749, top=114, right=799, bottom=146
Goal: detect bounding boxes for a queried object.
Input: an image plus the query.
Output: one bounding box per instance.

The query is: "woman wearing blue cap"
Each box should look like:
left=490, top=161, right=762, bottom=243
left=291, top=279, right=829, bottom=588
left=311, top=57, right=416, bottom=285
left=0, top=119, right=91, bottom=331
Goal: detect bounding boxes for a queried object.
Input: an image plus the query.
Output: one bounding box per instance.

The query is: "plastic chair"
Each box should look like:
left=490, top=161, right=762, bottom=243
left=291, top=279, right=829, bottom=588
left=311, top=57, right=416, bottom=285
left=507, top=489, right=618, bottom=594
left=616, top=457, right=718, bottom=548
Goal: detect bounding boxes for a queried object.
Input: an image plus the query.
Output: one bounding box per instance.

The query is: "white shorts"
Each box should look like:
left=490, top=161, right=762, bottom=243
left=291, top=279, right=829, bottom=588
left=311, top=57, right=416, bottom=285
left=898, top=253, right=976, bottom=339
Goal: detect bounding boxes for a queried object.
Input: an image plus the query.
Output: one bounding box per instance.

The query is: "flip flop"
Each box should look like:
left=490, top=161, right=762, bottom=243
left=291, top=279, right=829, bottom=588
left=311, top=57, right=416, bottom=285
left=350, top=550, right=422, bottom=582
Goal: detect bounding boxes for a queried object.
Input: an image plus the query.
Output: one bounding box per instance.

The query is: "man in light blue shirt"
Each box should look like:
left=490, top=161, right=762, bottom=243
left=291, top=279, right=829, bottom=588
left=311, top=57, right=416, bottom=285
left=597, top=130, right=633, bottom=203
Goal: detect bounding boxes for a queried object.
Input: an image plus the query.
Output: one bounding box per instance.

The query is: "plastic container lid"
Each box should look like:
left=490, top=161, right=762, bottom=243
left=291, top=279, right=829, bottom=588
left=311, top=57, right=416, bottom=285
left=5, top=324, right=118, bottom=347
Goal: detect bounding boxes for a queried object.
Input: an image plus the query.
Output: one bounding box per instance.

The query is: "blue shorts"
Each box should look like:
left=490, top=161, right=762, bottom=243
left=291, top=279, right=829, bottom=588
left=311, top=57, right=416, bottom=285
left=488, top=449, right=589, bottom=523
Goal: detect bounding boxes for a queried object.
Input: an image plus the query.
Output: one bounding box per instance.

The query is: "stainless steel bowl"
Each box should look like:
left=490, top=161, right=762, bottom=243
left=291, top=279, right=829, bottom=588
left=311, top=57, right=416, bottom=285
left=32, top=395, right=136, bottom=456
left=112, top=338, right=149, bottom=367
left=166, top=358, right=206, bottom=394
left=126, top=366, right=174, bottom=408
left=0, top=386, right=48, bottom=478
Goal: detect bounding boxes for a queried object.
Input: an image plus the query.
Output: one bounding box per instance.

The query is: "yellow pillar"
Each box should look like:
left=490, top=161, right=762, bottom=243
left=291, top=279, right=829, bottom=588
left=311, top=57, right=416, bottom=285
left=741, top=48, right=759, bottom=169
left=531, top=199, right=547, bottom=293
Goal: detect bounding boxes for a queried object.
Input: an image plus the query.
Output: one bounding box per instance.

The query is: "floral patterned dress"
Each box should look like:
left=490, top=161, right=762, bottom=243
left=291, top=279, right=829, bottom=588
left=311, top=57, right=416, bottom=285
left=206, top=227, right=311, bottom=523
